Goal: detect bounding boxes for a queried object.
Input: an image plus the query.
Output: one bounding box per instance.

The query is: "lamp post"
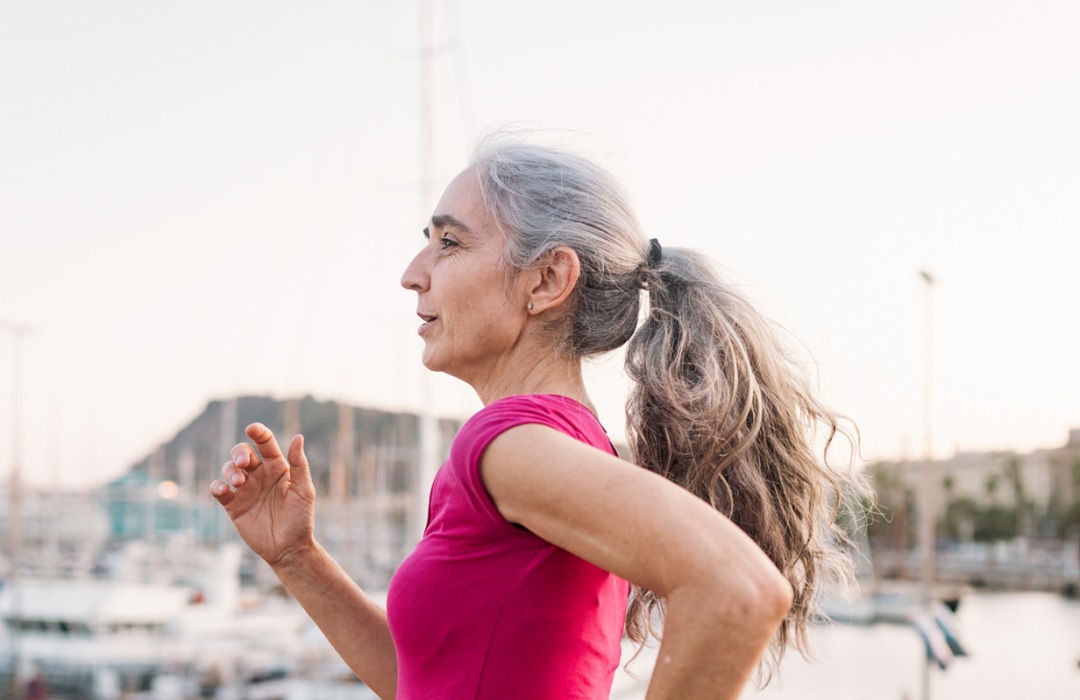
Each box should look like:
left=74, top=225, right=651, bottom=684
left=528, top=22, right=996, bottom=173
left=917, top=271, right=935, bottom=597
left=916, top=271, right=936, bottom=700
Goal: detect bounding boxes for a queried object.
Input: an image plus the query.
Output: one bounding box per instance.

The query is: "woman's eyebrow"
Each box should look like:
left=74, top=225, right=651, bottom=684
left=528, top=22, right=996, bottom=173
left=430, top=214, right=473, bottom=233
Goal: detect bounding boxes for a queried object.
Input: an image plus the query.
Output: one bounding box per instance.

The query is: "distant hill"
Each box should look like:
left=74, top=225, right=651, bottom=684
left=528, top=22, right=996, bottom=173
left=89, top=396, right=464, bottom=585
left=90, top=395, right=632, bottom=586
left=121, top=395, right=463, bottom=497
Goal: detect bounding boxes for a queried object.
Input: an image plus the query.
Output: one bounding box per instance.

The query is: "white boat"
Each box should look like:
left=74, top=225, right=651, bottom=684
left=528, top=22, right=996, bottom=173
left=0, top=543, right=377, bottom=699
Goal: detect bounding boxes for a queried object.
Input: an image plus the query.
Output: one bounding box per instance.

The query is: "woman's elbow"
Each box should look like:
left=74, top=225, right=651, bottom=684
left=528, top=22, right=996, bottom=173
left=757, top=568, right=794, bottom=625
left=708, top=560, right=793, bottom=630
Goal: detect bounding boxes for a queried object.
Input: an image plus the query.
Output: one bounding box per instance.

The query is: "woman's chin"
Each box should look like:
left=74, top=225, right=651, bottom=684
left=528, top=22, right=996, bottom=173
left=419, top=350, right=444, bottom=373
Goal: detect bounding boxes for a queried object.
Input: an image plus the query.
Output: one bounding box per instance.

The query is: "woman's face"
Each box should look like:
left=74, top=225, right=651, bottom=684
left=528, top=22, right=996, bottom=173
left=400, top=168, right=532, bottom=385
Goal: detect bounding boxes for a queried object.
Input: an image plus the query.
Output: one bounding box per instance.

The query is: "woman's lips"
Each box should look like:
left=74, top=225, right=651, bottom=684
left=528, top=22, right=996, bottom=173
left=417, top=313, right=437, bottom=334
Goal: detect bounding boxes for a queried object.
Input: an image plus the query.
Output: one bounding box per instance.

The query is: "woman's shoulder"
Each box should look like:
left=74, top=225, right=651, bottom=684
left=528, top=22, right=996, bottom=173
left=485, top=392, right=594, bottom=415
left=467, top=393, right=598, bottom=431
left=457, top=393, right=612, bottom=456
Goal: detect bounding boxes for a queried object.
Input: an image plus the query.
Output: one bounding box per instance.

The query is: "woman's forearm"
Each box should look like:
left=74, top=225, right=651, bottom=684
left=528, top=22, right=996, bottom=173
left=645, top=576, right=792, bottom=699
left=270, top=542, right=399, bottom=699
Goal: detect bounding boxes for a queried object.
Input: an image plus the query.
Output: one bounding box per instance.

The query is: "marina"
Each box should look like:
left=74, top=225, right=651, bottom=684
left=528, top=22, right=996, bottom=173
left=0, top=395, right=1075, bottom=698
left=2, top=561, right=1076, bottom=700
left=0, top=397, right=1077, bottom=698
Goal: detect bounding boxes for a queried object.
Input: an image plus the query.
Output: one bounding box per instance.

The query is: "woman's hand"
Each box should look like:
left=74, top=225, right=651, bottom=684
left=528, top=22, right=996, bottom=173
left=210, top=423, right=399, bottom=696
left=209, top=422, right=317, bottom=569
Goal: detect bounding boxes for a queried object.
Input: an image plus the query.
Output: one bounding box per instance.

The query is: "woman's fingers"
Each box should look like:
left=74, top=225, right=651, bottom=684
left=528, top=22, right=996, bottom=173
left=286, top=434, right=314, bottom=490
left=209, top=476, right=234, bottom=504
left=211, top=423, right=305, bottom=503
left=223, top=446, right=257, bottom=487
left=215, top=450, right=249, bottom=498
left=224, top=423, right=279, bottom=488
left=246, top=422, right=286, bottom=463
left=230, top=441, right=260, bottom=470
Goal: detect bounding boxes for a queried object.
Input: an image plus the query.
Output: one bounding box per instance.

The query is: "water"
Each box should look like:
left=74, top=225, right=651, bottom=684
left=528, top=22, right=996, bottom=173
left=612, top=591, right=1080, bottom=699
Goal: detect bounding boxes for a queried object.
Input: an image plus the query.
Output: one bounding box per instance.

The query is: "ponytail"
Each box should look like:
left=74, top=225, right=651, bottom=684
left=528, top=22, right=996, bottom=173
left=624, top=247, right=865, bottom=678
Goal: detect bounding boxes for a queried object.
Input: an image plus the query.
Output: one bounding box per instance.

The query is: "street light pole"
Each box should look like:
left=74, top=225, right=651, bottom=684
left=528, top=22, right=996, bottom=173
left=916, top=271, right=936, bottom=700
left=917, top=270, right=936, bottom=597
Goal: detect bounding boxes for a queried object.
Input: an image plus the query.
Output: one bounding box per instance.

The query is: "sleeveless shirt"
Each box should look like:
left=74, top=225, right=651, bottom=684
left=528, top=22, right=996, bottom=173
left=386, top=394, right=631, bottom=699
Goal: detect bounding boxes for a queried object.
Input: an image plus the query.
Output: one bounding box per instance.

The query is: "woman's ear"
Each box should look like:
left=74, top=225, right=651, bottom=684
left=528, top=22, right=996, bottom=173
left=526, top=246, right=580, bottom=314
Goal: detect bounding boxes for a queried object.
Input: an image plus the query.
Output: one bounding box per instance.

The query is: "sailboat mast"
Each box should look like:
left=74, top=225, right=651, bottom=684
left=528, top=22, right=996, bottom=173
left=412, top=0, right=440, bottom=547
left=4, top=323, right=29, bottom=585
left=2, top=320, right=32, bottom=694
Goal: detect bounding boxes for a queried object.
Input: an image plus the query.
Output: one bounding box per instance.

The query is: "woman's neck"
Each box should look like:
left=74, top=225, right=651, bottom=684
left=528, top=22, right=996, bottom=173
left=471, top=352, right=594, bottom=415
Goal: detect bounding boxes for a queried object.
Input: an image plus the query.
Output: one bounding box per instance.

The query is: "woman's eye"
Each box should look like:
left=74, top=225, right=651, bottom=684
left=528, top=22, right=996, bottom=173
left=438, top=236, right=457, bottom=249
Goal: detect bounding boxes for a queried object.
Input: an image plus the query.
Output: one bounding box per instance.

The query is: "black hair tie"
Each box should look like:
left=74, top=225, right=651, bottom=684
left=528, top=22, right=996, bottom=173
left=647, top=238, right=663, bottom=268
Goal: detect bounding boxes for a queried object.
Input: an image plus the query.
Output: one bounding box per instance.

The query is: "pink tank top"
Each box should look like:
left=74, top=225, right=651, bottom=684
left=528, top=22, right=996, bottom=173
left=387, top=394, right=631, bottom=699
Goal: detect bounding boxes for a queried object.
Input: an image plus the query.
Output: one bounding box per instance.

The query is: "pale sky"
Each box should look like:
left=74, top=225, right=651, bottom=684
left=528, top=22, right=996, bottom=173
left=2, top=1, right=1078, bottom=489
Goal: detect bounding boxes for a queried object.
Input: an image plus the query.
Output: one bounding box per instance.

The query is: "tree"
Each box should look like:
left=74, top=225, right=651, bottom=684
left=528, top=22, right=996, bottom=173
left=1004, top=457, right=1032, bottom=537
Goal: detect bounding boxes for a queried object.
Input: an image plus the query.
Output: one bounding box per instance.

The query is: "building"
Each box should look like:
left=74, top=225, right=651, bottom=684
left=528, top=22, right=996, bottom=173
left=871, top=428, right=1080, bottom=542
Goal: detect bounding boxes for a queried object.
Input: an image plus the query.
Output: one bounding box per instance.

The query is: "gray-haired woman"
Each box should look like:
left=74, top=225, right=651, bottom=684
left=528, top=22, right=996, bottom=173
left=211, top=136, right=864, bottom=699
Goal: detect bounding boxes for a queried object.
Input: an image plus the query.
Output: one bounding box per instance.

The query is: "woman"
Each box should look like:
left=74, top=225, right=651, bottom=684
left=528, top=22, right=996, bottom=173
left=210, top=138, right=863, bottom=699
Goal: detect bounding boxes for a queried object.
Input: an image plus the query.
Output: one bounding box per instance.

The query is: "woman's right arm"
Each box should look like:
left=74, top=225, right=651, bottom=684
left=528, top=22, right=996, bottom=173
left=481, top=423, right=793, bottom=699
left=210, top=423, right=398, bottom=699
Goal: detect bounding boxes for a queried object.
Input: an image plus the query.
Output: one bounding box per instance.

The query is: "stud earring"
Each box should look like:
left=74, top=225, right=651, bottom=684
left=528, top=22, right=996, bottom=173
left=527, top=302, right=534, bottom=311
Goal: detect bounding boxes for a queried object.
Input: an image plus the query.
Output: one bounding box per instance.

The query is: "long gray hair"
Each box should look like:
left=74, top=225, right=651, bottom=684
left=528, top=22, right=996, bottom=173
left=470, top=135, right=866, bottom=680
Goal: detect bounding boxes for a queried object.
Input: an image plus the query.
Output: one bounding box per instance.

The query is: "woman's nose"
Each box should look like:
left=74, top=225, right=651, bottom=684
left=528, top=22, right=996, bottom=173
left=400, top=248, right=428, bottom=292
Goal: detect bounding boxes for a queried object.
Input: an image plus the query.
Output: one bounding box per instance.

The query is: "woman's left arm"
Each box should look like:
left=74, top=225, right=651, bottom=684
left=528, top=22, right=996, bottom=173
left=481, top=423, right=793, bottom=700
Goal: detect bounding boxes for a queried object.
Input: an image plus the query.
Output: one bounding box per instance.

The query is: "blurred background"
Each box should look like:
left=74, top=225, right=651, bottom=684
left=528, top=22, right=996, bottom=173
left=1, top=1, right=1078, bottom=698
